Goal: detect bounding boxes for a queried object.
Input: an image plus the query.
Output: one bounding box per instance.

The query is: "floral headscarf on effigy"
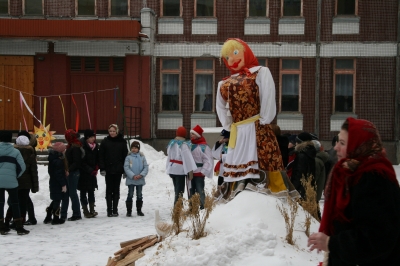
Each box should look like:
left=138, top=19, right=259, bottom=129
left=220, top=38, right=259, bottom=76
left=319, top=117, right=398, bottom=235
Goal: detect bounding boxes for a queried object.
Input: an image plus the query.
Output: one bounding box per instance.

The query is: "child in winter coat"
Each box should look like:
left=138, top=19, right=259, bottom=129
left=45, top=142, right=68, bottom=225
left=124, top=141, right=149, bottom=217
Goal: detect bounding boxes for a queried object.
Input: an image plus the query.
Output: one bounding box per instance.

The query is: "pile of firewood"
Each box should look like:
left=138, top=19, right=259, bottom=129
left=106, top=235, right=158, bottom=266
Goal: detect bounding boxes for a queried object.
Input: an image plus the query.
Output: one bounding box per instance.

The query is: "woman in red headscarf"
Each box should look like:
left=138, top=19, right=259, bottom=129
left=216, top=38, right=296, bottom=198
left=308, top=117, right=400, bottom=265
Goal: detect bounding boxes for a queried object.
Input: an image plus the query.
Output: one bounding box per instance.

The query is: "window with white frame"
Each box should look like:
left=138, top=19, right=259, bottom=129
left=110, top=0, right=128, bottom=16
left=194, top=59, right=214, bottom=112
left=161, top=59, right=181, bottom=112
left=77, top=0, right=96, bottom=16
left=280, top=59, right=301, bottom=112
left=282, top=0, right=302, bottom=17
left=161, top=0, right=181, bottom=17
left=248, top=0, right=268, bottom=17
left=24, top=0, right=43, bottom=16
left=336, top=0, right=357, bottom=16
left=334, top=59, right=355, bottom=113
left=0, top=0, right=8, bottom=15
left=195, top=0, right=214, bottom=17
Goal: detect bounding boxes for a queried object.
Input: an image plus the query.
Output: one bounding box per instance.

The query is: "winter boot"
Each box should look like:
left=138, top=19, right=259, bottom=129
left=126, top=202, right=132, bottom=217
left=43, top=206, right=53, bottom=224
left=0, top=218, right=10, bottom=235
left=136, top=200, right=144, bottom=216
left=15, top=218, right=30, bottom=235
left=89, top=202, right=98, bottom=217
left=106, top=196, right=113, bottom=217
left=51, top=208, right=62, bottom=225
left=112, top=196, right=119, bottom=217
left=82, top=205, right=94, bottom=218
left=4, top=208, right=12, bottom=230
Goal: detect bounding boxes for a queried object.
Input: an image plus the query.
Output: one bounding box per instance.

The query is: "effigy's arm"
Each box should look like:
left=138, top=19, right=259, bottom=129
left=257, top=67, right=276, bottom=125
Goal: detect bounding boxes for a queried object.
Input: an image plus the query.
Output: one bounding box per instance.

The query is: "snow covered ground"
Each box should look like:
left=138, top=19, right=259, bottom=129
left=2, top=139, right=398, bottom=266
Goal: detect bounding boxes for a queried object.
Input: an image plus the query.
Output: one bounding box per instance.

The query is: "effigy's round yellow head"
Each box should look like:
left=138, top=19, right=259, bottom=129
left=220, top=40, right=245, bottom=60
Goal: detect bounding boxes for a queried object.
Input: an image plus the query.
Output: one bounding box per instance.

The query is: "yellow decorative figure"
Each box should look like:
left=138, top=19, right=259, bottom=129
left=32, top=124, right=56, bottom=151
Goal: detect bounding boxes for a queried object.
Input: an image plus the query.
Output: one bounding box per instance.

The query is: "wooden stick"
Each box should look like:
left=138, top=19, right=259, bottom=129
left=114, top=237, right=149, bottom=256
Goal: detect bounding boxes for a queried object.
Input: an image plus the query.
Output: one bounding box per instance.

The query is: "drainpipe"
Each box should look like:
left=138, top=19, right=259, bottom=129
left=396, top=0, right=400, bottom=163
left=315, top=0, right=322, bottom=136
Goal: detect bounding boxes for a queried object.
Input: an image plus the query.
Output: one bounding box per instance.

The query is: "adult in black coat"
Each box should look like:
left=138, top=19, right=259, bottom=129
left=78, top=129, right=99, bottom=218
left=308, top=118, right=400, bottom=265
left=290, top=132, right=317, bottom=200
left=99, top=124, right=128, bottom=217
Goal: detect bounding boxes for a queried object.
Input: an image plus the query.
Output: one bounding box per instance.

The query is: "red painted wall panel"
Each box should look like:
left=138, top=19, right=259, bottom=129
left=125, top=55, right=151, bottom=139
left=0, top=20, right=140, bottom=39
left=34, top=53, right=70, bottom=135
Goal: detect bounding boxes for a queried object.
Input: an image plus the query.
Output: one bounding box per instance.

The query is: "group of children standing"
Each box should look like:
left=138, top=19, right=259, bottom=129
left=166, top=125, right=214, bottom=209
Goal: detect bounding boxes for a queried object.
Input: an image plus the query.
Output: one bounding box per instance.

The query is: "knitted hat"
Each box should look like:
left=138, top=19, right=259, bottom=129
left=108, top=124, right=119, bottom=134
left=16, top=136, right=30, bottom=146
left=65, top=129, right=79, bottom=144
left=18, top=130, right=31, bottom=140
left=52, top=142, right=66, bottom=153
left=0, top=131, right=12, bottom=143
left=220, top=129, right=230, bottom=139
left=176, top=126, right=187, bottom=138
left=190, top=125, right=203, bottom=138
left=130, top=141, right=140, bottom=150
left=296, top=132, right=313, bottom=144
left=84, top=129, right=96, bottom=139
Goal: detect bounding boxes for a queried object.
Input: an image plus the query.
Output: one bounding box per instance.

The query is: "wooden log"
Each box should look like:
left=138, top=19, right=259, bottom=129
left=138, top=238, right=159, bottom=252
left=120, top=237, right=143, bottom=248
left=115, top=235, right=158, bottom=256
left=106, top=257, right=118, bottom=266
left=120, top=235, right=157, bottom=248
left=115, top=250, right=145, bottom=266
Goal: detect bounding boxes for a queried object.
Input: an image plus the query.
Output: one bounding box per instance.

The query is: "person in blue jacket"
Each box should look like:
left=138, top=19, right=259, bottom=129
left=124, top=141, right=148, bottom=217
left=0, top=131, right=28, bottom=235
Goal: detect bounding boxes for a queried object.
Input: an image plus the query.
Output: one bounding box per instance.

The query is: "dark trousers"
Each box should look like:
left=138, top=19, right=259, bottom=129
left=26, top=194, right=36, bottom=221
left=17, top=189, right=30, bottom=221
left=80, top=189, right=95, bottom=206
left=170, top=174, right=186, bottom=206
left=105, top=174, right=122, bottom=213
left=0, top=187, right=20, bottom=219
left=5, top=188, right=30, bottom=222
left=61, top=170, right=81, bottom=218
left=189, top=177, right=205, bottom=209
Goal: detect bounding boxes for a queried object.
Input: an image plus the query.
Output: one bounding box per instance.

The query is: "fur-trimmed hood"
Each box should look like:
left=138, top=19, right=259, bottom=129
left=295, top=140, right=317, bottom=158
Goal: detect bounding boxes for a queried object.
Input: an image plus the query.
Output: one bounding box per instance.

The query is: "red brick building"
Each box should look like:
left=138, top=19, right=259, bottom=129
left=0, top=0, right=399, bottom=162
